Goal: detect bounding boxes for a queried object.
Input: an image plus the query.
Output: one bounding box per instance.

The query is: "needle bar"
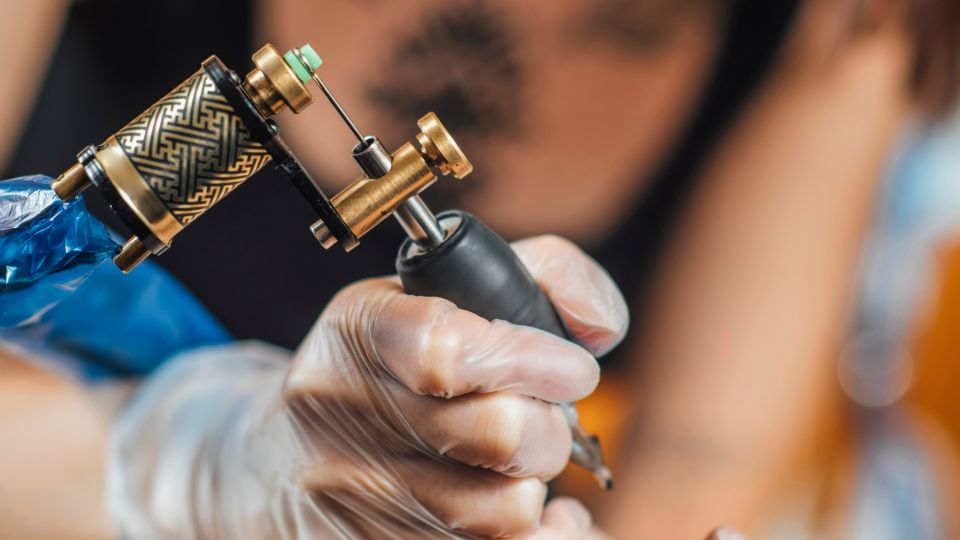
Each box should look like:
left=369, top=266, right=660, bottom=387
left=310, top=72, right=364, bottom=143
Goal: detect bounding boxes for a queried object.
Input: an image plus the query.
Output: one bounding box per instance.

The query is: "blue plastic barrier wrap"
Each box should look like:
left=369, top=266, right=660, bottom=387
left=0, top=175, right=230, bottom=379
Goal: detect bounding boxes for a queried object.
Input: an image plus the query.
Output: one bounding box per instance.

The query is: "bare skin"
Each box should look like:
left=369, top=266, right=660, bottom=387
left=0, top=349, right=115, bottom=540
left=606, top=3, right=915, bottom=537
left=0, top=1, right=68, bottom=168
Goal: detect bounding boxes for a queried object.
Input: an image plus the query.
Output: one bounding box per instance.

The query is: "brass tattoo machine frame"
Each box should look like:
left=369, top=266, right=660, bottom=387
left=51, top=43, right=465, bottom=273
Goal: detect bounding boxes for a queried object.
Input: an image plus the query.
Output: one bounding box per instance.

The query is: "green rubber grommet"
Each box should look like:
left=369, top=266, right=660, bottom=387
left=301, top=45, right=323, bottom=70
left=283, top=51, right=310, bottom=82
left=283, top=44, right=323, bottom=83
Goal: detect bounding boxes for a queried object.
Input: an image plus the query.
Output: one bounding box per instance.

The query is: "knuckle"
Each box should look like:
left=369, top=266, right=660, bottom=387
left=499, top=478, right=547, bottom=533
left=476, top=395, right=528, bottom=468
left=321, top=278, right=397, bottom=345
left=326, top=277, right=385, bottom=310
left=535, top=234, right=580, bottom=259
left=542, top=404, right=574, bottom=478
left=581, top=358, right=602, bottom=395
left=409, top=299, right=464, bottom=397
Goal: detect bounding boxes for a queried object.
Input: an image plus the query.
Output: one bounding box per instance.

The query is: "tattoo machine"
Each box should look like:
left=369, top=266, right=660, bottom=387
left=51, top=43, right=612, bottom=489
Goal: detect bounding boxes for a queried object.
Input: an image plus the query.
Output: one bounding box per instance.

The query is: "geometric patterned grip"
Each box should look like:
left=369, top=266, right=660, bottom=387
left=115, top=70, right=272, bottom=225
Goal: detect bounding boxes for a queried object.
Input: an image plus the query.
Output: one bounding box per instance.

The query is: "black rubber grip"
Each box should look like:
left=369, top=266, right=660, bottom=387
left=396, top=211, right=569, bottom=339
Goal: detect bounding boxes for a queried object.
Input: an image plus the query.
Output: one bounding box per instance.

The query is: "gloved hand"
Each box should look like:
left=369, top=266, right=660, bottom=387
left=109, top=235, right=628, bottom=539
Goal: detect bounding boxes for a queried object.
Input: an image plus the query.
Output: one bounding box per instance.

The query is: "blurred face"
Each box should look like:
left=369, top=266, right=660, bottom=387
left=263, top=0, right=722, bottom=242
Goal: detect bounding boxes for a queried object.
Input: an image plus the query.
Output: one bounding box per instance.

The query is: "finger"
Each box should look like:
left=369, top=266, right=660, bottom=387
left=512, top=235, right=629, bottom=356
left=392, top=387, right=572, bottom=479
left=285, top=276, right=401, bottom=400
left=523, top=498, right=592, bottom=540
left=287, top=277, right=598, bottom=403
left=706, top=527, right=749, bottom=540
left=297, top=459, right=449, bottom=536
left=369, top=283, right=599, bottom=402
left=286, top=376, right=574, bottom=479
left=398, top=460, right=547, bottom=537
left=302, top=459, right=548, bottom=538
left=285, top=378, right=575, bottom=480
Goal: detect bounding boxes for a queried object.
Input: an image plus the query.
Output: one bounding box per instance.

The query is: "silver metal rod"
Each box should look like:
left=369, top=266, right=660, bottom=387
left=395, top=196, right=446, bottom=251
left=292, top=47, right=365, bottom=143
left=311, top=73, right=364, bottom=143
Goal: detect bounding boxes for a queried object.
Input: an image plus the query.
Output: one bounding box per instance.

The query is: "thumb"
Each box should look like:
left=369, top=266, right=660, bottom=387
left=512, top=235, right=629, bottom=356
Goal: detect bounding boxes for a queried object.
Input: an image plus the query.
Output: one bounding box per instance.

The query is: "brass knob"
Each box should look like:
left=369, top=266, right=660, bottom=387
left=311, top=112, right=473, bottom=250
left=416, top=113, right=473, bottom=179
left=243, top=44, right=314, bottom=116
left=113, top=237, right=150, bottom=274
left=51, top=163, right=92, bottom=201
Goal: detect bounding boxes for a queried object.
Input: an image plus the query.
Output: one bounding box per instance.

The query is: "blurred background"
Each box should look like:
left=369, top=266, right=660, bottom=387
left=1, top=0, right=959, bottom=538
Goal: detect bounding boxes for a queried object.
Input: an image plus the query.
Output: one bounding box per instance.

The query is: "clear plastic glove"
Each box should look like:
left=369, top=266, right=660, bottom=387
left=109, top=235, right=629, bottom=539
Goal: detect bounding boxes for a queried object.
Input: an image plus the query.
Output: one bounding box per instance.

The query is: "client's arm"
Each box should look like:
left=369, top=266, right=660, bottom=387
left=0, top=349, right=123, bottom=539
left=607, top=2, right=915, bottom=537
